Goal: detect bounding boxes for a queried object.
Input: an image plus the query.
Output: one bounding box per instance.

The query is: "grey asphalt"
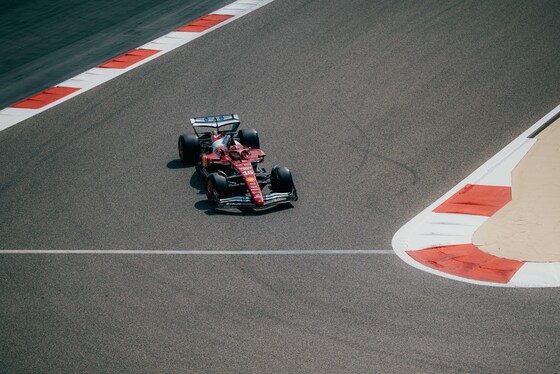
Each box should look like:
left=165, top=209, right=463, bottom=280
left=1, top=0, right=560, bottom=372
left=0, top=0, right=233, bottom=110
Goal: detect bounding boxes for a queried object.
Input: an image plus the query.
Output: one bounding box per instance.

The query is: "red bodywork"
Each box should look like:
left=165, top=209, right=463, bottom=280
left=232, top=161, right=264, bottom=206
left=202, top=133, right=266, bottom=206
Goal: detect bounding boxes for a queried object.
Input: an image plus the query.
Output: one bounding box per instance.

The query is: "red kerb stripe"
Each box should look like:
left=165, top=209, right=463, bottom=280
left=433, top=184, right=511, bottom=216
left=98, top=49, right=160, bottom=69
left=406, top=244, right=524, bottom=283
left=10, top=87, right=81, bottom=109
left=177, top=14, right=233, bottom=32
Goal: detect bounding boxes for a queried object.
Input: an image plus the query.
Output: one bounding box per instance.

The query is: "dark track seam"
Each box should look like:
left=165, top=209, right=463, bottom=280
left=528, top=110, right=560, bottom=138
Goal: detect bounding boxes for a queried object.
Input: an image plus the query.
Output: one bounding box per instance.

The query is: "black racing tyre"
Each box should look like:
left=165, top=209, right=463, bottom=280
left=271, top=166, right=294, bottom=193
left=178, top=134, right=200, bottom=164
left=238, top=128, right=260, bottom=149
left=206, top=173, right=228, bottom=200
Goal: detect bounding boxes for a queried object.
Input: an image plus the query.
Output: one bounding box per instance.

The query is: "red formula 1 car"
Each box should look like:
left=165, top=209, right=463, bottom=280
left=178, top=114, right=298, bottom=209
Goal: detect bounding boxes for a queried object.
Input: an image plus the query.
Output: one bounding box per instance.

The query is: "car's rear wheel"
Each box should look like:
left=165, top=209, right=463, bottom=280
left=271, top=166, right=294, bottom=192
left=178, top=134, right=200, bottom=164
left=238, top=129, right=260, bottom=149
left=206, top=173, right=228, bottom=201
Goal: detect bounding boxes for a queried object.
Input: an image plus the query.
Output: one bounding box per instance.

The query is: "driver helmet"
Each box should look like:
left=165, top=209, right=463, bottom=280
left=229, top=144, right=243, bottom=160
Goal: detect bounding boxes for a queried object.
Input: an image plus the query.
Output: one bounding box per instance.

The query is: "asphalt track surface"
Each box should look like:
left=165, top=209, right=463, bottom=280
left=0, top=0, right=233, bottom=110
left=2, top=0, right=560, bottom=372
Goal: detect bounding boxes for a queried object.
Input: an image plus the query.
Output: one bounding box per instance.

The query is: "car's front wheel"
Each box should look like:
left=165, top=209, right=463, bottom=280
left=270, top=165, right=294, bottom=193
left=206, top=173, right=229, bottom=201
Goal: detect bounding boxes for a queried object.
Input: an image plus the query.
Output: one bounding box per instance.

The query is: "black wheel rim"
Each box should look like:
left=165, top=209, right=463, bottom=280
left=206, top=179, right=214, bottom=199
left=178, top=140, right=184, bottom=159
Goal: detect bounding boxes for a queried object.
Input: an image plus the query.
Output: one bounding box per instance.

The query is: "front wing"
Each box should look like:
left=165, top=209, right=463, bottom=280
left=215, top=188, right=298, bottom=209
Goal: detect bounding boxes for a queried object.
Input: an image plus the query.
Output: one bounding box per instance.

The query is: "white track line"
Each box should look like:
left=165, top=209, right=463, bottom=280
left=0, top=249, right=394, bottom=255
left=392, top=103, right=560, bottom=287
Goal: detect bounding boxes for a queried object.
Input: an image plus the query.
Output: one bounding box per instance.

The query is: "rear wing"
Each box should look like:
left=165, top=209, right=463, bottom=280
left=190, top=114, right=240, bottom=136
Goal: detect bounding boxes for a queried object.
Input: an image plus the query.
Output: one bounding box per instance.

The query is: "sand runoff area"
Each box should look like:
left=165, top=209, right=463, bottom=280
left=474, top=118, right=560, bottom=262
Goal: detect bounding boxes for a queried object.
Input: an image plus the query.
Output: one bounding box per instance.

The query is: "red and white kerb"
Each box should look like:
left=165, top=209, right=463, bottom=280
left=0, top=0, right=275, bottom=132
left=392, top=104, right=560, bottom=287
